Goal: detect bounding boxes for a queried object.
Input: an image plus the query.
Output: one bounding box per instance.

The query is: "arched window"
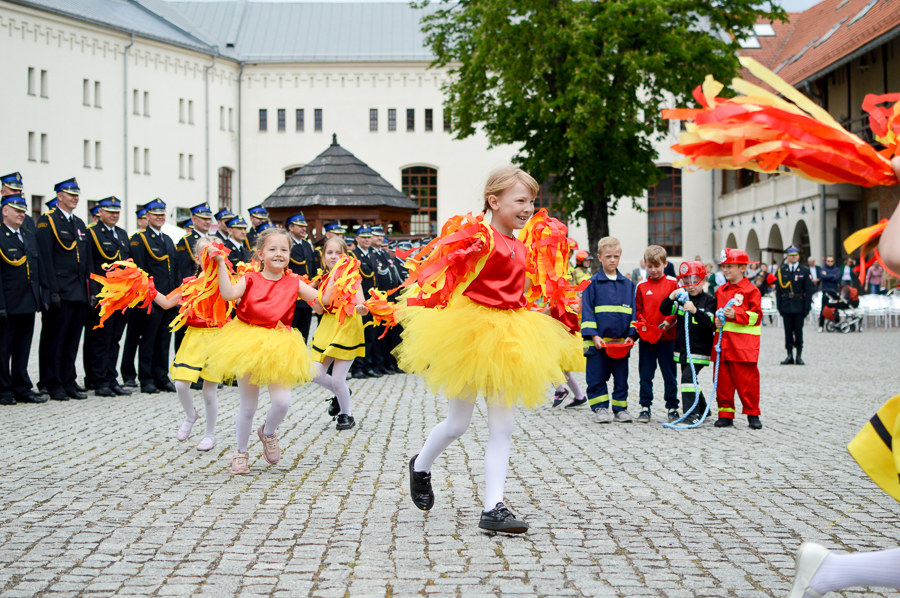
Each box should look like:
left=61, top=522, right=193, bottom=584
left=402, top=166, right=437, bottom=235
left=647, top=166, right=682, bottom=257
left=218, top=167, right=233, bottom=210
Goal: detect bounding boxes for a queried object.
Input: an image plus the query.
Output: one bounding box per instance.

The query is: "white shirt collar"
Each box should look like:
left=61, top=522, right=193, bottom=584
left=5, top=223, right=21, bottom=235
left=149, top=225, right=162, bottom=234
left=57, top=206, right=73, bottom=219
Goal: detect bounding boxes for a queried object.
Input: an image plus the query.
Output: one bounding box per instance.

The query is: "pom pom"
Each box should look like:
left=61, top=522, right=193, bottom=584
left=365, top=288, right=402, bottom=338
left=90, top=260, right=154, bottom=329
left=662, top=57, right=898, bottom=187
left=843, top=219, right=900, bottom=284
left=169, top=242, right=235, bottom=332
left=320, top=254, right=362, bottom=325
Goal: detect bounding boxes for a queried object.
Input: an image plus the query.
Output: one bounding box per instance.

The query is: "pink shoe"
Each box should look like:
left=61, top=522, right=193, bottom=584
left=176, top=411, right=199, bottom=441
left=196, top=435, right=215, bottom=451
left=257, top=425, right=281, bottom=464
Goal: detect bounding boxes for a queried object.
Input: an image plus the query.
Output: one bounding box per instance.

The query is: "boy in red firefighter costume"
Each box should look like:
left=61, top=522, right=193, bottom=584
left=713, top=248, right=763, bottom=430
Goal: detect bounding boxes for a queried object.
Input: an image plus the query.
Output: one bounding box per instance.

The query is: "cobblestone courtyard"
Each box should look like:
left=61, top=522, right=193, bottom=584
left=1, top=324, right=899, bottom=597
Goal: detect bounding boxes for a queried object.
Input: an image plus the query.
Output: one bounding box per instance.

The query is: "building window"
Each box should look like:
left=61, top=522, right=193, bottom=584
left=40, top=70, right=47, bottom=97
left=133, top=90, right=140, bottom=115
left=83, top=140, right=91, bottom=168
left=647, top=166, right=682, bottom=257
left=40, top=134, right=48, bottom=163
left=277, top=108, right=286, bottom=131
left=188, top=154, right=194, bottom=180
left=218, top=167, right=233, bottom=210
left=369, top=109, right=378, bottom=131
left=179, top=99, right=185, bottom=123
left=187, top=99, right=193, bottom=124
left=143, top=148, right=150, bottom=175
left=295, top=109, right=304, bottom=131
left=133, top=147, right=140, bottom=173
left=94, top=81, right=101, bottom=107
left=443, top=108, right=451, bottom=132
left=144, top=92, right=150, bottom=117
left=83, top=79, right=90, bottom=106
left=407, top=109, right=415, bottom=131
left=388, top=109, right=396, bottom=131
left=28, top=132, right=36, bottom=161
left=259, top=109, right=267, bottom=131
left=535, top=177, right=564, bottom=222
left=284, top=166, right=303, bottom=180
left=95, top=141, right=102, bottom=169
left=425, top=109, right=433, bottom=132
left=402, top=166, right=438, bottom=235
left=28, top=68, right=35, bottom=95
left=314, top=108, right=322, bottom=131
left=179, top=154, right=185, bottom=179
left=229, top=108, right=234, bottom=132
left=31, top=195, right=43, bottom=222
left=220, top=106, right=225, bottom=130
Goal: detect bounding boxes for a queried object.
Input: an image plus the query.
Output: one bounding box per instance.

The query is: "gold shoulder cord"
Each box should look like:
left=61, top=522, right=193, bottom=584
left=182, top=235, right=195, bottom=261
left=47, top=214, right=80, bottom=261
left=777, top=267, right=792, bottom=291
left=290, top=256, right=307, bottom=266
left=139, top=231, right=171, bottom=273
left=0, top=246, right=30, bottom=281
left=244, top=239, right=252, bottom=251
left=88, top=227, right=120, bottom=262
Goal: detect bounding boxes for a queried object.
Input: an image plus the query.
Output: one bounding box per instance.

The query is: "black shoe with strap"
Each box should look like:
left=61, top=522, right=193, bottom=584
left=479, top=502, right=528, bottom=534
left=408, top=455, right=434, bottom=511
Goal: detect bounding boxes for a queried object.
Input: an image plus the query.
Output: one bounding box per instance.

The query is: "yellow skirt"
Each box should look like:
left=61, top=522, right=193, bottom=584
left=170, top=326, right=223, bottom=383
left=204, top=319, right=313, bottom=388
left=561, top=333, right=586, bottom=373
left=395, top=295, right=571, bottom=409
left=847, top=394, right=900, bottom=502
left=311, top=312, right=365, bottom=362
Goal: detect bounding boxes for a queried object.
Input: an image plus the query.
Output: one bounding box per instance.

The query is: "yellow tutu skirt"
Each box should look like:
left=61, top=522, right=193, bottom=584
left=561, top=333, right=586, bottom=373
left=311, top=312, right=365, bottom=362
left=171, top=327, right=223, bottom=383
left=204, top=319, right=313, bottom=388
left=395, top=295, right=571, bottom=409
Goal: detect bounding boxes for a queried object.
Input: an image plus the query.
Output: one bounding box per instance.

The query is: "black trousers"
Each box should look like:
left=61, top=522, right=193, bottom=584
left=386, top=323, right=403, bottom=369
left=679, top=362, right=707, bottom=416
left=90, top=309, right=127, bottom=389
left=292, top=304, right=313, bottom=340
left=43, top=300, right=88, bottom=396
left=174, top=328, right=185, bottom=353
left=37, top=310, right=51, bottom=390
left=782, top=312, right=806, bottom=351
left=371, top=324, right=387, bottom=369
left=82, top=311, right=94, bottom=387
left=352, top=315, right=375, bottom=371
left=120, top=309, right=145, bottom=383
left=0, top=313, right=36, bottom=400
left=138, top=306, right=175, bottom=385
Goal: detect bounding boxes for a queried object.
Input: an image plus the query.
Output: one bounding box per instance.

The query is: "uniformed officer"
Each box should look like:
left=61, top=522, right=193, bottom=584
left=286, top=212, right=317, bottom=339
left=369, top=226, right=397, bottom=376
left=350, top=225, right=379, bottom=379
left=0, top=193, right=48, bottom=404
left=213, top=208, right=233, bottom=244
left=89, top=204, right=100, bottom=224
left=776, top=245, right=814, bottom=365
left=246, top=204, right=269, bottom=249
left=120, top=204, right=149, bottom=387
left=385, top=240, right=409, bottom=373
left=80, top=203, right=104, bottom=390
left=175, top=203, right=213, bottom=284
left=36, top=178, right=94, bottom=401
left=85, top=197, right=133, bottom=397
left=128, top=199, right=178, bottom=393
left=225, top=216, right=252, bottom=266
left=35, top=197, right=59, bottom=394
left=1, top=172, right=36, bottom=234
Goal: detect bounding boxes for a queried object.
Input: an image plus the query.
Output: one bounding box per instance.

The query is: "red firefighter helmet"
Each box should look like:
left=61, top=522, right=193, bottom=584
left=766, top=273, right=777, bottom=285
left=676, top=261, right=707, bottom=288
left=567, top=238, right=579, bottom=252
left=575, top=250, right=593, bottom=267
left=718, top=248, right=757, bottom=265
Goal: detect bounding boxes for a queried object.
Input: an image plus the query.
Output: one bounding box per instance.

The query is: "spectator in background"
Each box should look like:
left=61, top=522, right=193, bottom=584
left=840, top=257, right=858, bottom=289
left=632, top=259, right=648, bottom=286
left=818, top=256, right=841, bottom=332
left=865, top=262, right=884, bottom=295
left=705, top=263, right=717, bottom=294
left=808, top=257, right=820, bottom=289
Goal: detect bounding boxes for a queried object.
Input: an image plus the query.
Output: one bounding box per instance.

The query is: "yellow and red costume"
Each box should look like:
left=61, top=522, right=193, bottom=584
left=171, top=315, right=223, bottom=384
left=311, top=257, right=366, bottom=362
left=713, top=275, right=762, bottom=419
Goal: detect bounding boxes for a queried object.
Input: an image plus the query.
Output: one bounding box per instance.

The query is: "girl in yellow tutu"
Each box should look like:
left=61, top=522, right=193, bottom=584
left=310, top=237, right=369, bottom=430
left=207, top=227, right=320, bottom=475
left=402, top=166, right=572, bottom=534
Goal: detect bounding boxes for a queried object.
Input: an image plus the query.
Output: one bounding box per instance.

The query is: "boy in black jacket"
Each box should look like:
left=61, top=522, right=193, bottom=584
left=659, top=261, right=717, bottom=425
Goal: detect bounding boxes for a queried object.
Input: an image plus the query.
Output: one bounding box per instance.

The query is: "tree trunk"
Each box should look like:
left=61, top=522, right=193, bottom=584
left=584, top=182, right=610, bottom=272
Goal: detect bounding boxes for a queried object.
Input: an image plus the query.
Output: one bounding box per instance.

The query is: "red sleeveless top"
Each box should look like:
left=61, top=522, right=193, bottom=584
left=235, top=272, right=298, bottom=329
left=463, top=227, right=527, bottom=310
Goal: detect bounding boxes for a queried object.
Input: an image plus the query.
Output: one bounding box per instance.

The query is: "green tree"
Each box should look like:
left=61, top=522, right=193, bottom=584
left=418, top=0, right=784, bottom=255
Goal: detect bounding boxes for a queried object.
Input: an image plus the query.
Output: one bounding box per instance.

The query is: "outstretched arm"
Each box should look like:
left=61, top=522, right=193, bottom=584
left=154, top=291, right=182, bottom=311
left=298, top=280, right=318, bottom=304
left=213, top=254, right=245, bottom=301
left=355, top=288, right=368, bottom=315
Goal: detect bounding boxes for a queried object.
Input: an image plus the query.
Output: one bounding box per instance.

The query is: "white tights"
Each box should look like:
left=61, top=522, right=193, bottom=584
left=413, top=396, right=516, bottom=512
left=235, top=374, right=292, bottom=452
left=175, top=379, right=218, bottom=437
left=312, top=358, right=353, bottom=416
left=555, top=371, right=584, bottom=400
left=808, top=548, right=900, bottom=597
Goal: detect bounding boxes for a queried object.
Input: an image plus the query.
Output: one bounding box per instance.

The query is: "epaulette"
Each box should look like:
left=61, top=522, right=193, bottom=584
left=87, top=222, right=96, bottom=228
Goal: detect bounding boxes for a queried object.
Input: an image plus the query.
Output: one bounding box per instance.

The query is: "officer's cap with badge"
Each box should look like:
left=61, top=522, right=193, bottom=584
left=247, top=204, right=268, bottom=220
left=226, top=216, right=249, bottom=229
left=257, top=222, right=274, bottom=232
left=286, top=212, right=307, bottom=227
left=97, top=196, right=122, bottom=212
left=135, top=204, right=148, bottom=219
left=355, top=225, right=373, bottom=238
left=1, top=172, right=24, bottom=192
left=45, top=197, right=59, bottom=210
left=1, top=193, right=27, bottom=212
left=214, top=208, right=235, bottom=222
left=190, top=202, right=213, bottom=219
left=343, top=236, right=356, bottom=246
left=179, top=218, right=194, bottom=230
left=90, top=205, right=101, bottom=218
left=785, top=245, right=800, bottom=255
left=397, top=241, right=413, bottom=252
left=144, top=199, right=167, bottom=215
left=371, top=224, right=385, bottom=236
left=324, top=221, right=346, bottom=235
left=54, top=178, right=81, bottom=196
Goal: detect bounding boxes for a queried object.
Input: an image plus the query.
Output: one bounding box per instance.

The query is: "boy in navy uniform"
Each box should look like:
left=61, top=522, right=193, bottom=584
left=213, top=209, right=233, bottom=244
left=350, top=225, right=378, bottom=378
left=36, top=178, right=94, bottom=401
left=86, top=197, right=133, bottom=397
left=0, top=193, right=47, bottom=404
left=246, top=204, right=268, bottom=249
left=776, top=245, right=814, bottom=365
left=225, top=216, right=252, bottom=266
left=121, top=205, right=149, bottom=387
left=287, top=212, right=317, bottom=338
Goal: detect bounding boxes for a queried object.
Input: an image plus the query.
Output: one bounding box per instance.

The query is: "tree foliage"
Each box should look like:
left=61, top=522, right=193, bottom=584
left=417, top=0, right=785, bottom=252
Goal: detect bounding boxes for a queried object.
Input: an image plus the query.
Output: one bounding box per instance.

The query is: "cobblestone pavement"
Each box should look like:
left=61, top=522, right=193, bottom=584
left=2, top=323, right=900, bottom=597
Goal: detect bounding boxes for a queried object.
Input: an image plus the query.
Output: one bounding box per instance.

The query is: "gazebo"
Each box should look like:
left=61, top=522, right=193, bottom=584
left=262, top=135, right=418, bottom=240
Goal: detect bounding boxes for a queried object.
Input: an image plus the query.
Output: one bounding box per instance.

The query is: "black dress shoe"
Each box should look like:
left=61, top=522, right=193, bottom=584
left=375, top=366, right=390, bottom=376
left=19, top=393, right=48, bottom=404
left=73, top=382, right=87, bottom=393
left=335, top=413, right=356, bottom=430
left=155, top=380, right=177, bottom=392
left=408, top=455, right=434, bottom=511
left=110, top=383, right=132, bottom=396
left=122, top=379, right=138, bottom=388
left=94, top=386, right=116, bottom=397
left=747, top=415, right=763, bottom=429
left=50, top=394, right=69, bottom=401
left=364, top=367, right=382, bottom=378
left=327, top=397, right=340, bottom=417
left=714, top=417, right=734, bottom=428
left=479, top=502, right=528, bottom=534
left=141, top=384, right=160, bottom=394
left=795, top=351, right=805, bottom=365
left=66, top=389, right=88, bottom=400
left=780, top=353, right=794, bottom=365
left=0, top=396, right=16, bottom=405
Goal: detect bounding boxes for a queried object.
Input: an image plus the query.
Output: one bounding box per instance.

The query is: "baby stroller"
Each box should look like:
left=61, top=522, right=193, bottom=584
left=821, top=286, right=863, bottom=333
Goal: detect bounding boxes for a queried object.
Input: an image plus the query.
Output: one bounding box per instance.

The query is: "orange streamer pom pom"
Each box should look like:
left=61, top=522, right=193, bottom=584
left=235, top=259, right=260, bottom=277
left=365, top=289, right=402, bottom=338
left=320, top=254, right=362, bottom=325
left=843, top=219, right=900, bottom=284
left=399, top=212, right=494, bottom=309
left=169, top=242, right=235, bottom=332
left=89, top=260, right=156, bottom=329
left=863, top=94, right=900, bottom=159
left=662, top=57, right=898, bottom=187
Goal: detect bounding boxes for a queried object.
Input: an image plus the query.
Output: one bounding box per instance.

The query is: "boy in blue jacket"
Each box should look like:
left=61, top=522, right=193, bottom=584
left=579, top=237, right=637, bottom=423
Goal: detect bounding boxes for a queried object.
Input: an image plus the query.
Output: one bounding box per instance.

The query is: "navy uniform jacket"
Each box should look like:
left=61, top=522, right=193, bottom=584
left=226, top=238, right=252, bottom=267
left=392, top=256, right=409, bottom=283
left=213, top=229, right=229, bottom=244
left=22, top=214, right=36, bottom=234
left=247, top=227, right=260, bottom=251
left=129, top=227, right=177, bottom=295
left=87, top=222, right=131, bottom=295
left=776, top=264, right=814, bottom=315
left=289, top=237, right=317, bottom=280
left=351, top=247, right=377, bottom=297
left=580, top=269, right=637, bottom=355
left=0, top=224, right=46, bottom=313
left=175, top=230, right=205, bottom=283
left=36, top=208, right=93, bottom=303
left=372, top=248, right=395, bottom=292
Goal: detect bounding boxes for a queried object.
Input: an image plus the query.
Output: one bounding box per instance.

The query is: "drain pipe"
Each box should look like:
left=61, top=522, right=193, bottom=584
left=204, top=48, right=219, bottom=206
left=711, top=170, right=717, bottom=258
left=820, top=184, right=827, bottom=259
left=123, top=33, right=135, bottom=230
left=237, top=61, right=244, bottom=213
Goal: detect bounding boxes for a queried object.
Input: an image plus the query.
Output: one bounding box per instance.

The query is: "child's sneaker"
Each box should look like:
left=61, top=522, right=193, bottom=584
left=636, top=409, right=652, bottom=423
left=564, top=397, right=587, bottom=409
left=231, top=451, right=250, bottom=474
left=478, top=502, right=528, bottom=534
left=667, top=410, right=680, bottom=423
left=335, top=414, right=356, bottom=430
left=551, top=389, right=569, bottom=408
left=408, top=455, right=434, bottom=511
left=747, top=415, right=763, bottom=429
left=594, top=408, right=612, bottom=424
left=613, top=410, right=633, bottom=423
left=257, top=426, right=281, bottom=464
left=714, top=417, right=734, bottom=428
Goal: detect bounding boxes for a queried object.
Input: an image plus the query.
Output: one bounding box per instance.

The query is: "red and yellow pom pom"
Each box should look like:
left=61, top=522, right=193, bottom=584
left=235, top=259, right=260, bottom=277
left=844, top=219, right=900, bottom=284
left=662, top=57, right=899, bottom=187
left=90, top=260, right=156, bottom=329
left=169, top=243, right=235, bottom=332
left=320, top=254, right=362, bottom=325
left=365, top=289, right=402, bottom=338
left=398, top=212, right=494, bottom=309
